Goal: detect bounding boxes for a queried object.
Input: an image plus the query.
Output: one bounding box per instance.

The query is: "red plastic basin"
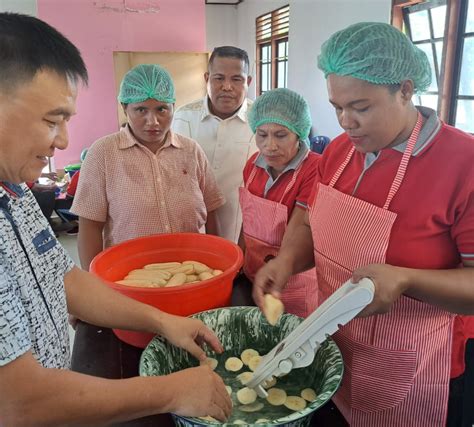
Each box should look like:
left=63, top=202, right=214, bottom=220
left=90, top=233, right=244, bottom=348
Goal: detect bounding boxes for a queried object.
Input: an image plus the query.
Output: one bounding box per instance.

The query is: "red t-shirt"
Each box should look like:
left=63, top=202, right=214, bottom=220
left=309, top=123, right=474, bottom=378
left=243, top=151, right=321, bottom=217
left=66, top=171, right=80, bottom=198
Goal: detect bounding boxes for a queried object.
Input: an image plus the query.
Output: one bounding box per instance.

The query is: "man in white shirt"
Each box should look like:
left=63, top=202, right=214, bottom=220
left=172, top=46, right=257, bottom=243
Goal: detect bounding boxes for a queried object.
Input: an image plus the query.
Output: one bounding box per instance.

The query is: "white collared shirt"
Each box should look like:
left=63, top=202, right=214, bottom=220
left=172, top=96, right=257, bottom=242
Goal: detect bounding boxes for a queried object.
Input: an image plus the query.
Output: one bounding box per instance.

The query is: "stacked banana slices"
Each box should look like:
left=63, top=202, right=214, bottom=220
left=116, top=261, right=223, bottom=288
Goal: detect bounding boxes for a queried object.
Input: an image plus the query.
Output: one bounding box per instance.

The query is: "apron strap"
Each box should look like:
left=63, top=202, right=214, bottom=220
left=329, top=146, right=355, bottom=188
left=328, top=112, right=424, bottom=210
left=383, top=112, right=423, bottom=209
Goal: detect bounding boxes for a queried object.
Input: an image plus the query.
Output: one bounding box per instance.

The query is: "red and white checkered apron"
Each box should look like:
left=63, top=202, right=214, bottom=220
left=309, top=114, right=453, bottom=426
left=239, top=160, right=318, bottom=317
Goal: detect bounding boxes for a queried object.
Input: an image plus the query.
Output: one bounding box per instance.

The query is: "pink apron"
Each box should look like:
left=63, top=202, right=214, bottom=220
left=309, top=114, right=454, bottom=426
left=239, top=160, right=318, bottom=317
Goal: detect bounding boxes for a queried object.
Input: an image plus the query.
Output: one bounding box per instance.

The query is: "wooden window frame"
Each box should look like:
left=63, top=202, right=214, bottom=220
left=256, top=5, right=289, bottom=95
left=392, top=0, right=471, bottom=126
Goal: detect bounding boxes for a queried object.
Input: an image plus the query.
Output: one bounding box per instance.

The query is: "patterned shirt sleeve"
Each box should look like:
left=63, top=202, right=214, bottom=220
left=0, top=263, right=31, bottom=366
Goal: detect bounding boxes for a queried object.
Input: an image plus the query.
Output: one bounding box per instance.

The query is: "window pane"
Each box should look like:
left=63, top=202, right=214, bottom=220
left=261, top=45, right=270, bottom=62
left=261, top=63, right=270, bottom=92
left=277, top=40, right=287, bottom=59
left=435, top=41, right=443, bottom=74
left=455, top=100, right=474, bottom=133
left=419, top=94, right=438, bottom=111
left=466, top=0, right=474, bottom=33
left=458, top=37, right=474, bottom=96
left=417, top=42, right=438, bottom=90
left=277, top=61, right=287, bottom=88
left=431, top=5, right=447, bottom=38
left=409, top=10, right=431, bottom=41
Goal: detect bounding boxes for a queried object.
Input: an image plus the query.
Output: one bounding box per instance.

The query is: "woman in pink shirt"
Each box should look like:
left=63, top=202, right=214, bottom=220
left=71, top=64, right=225, bottom=270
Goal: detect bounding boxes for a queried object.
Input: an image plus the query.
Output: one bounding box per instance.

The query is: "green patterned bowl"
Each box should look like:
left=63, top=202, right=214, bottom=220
left=139, top=307, right=343, bottom=426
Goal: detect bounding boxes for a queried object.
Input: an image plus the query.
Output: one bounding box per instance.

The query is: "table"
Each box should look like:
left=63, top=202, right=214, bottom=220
left=71, top=278, right=348, bottom=426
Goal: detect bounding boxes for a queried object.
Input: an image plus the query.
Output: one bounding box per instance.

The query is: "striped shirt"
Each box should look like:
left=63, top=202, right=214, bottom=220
left=71, top=127, right=225, bottom=248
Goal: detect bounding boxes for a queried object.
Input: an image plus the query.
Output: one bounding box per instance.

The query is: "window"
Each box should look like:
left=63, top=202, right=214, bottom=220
left=256, top=5, right=289, bottom=95
left=393, top=0, right=474, bottom=133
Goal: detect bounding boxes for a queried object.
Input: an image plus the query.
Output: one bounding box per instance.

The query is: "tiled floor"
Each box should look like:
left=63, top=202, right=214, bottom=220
left=57, top=233, right=80, bottom=349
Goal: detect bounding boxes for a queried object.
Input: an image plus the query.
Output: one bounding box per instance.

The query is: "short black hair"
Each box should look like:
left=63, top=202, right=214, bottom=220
left=0, top=13, right=88, bottom=92
left=209, top=46, right=250, bottom=74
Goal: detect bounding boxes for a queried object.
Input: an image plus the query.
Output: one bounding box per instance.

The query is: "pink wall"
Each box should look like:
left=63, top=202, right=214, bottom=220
left=38, top=0, right=206, bottom=168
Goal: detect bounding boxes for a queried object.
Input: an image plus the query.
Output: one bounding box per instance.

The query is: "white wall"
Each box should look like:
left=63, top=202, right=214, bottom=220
left=287, top=0, right=391, bottom=138
left=206, top=4, right=238, bottom=52
left=0, top=0, right=36, bottom=15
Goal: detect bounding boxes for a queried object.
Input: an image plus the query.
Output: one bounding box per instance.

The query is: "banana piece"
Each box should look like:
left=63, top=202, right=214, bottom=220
left=143, top=262, right=182, bottom=270
left=248, top=355, right=262, bottom=372
left=263, top=376, right=277, bottom=389
left=241, top=348, right=259, bottom=366
left=212, top=269, right=223, bottom=276
left=266, top=387, right=287, bottom=406
left=185, top=274, right=199, bottom=283
left=236, top=387, right=257, bottom=405
left=125, top=274, right=167, bottom=286
left=256, top=419, right=271, bottom=424
left=301, top=387, right=317, bottom=402
left=262, top=294, right=284, bottom=326
left=116, top=279, right=157, bottom=287
left=239, top=402, right=264, bottom=412
left=200, top=357, right=218, bottom=370
left=183, top=260, right=211, bottom=274
left=127, top=269, right=171, bottom=280
left=236, top=371, right=253, bottom=385
left=234, top=421, right=247, bottom=425
left=225, top=385, right=232, bottom=395
left=167, top=264, right=195, bottom=275
left=284, top=396, right=307, bottom=411
left=199, top=271, right=214, bottom=281
left=224, top=356, right=243, bottom=372
left=166, top=273, right=187, bottom=287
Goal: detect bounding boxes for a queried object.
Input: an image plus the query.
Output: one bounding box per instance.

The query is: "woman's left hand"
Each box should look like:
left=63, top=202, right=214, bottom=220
left=352, top=263, right=409, bottom=317
left=158, top=314, right=224, bottom=362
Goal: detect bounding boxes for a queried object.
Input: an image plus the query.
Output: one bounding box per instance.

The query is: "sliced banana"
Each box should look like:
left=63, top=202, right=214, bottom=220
left=256, top=419, right=270, bottom=424
left=301, top=387, right=317, bottom=402
left=239, top=401, right=264, bottom=412
left=185, top=274, right=199, bottom=283
left=224, top=356, right=243, bottom=372
left=233, top=421, right=247, bottom=425
left=200, top=357, right=218, bottom=370
left=266, top=387, right=287, bottom=406
left=237, top=371, right=254, bottom=385
left=240, top=348, right=259, bottom=366
left=225, top=385, right=232, bottom=395
left=166, top=272, right=187, bottom=287
left=116, top=279, right=156, bottom=287
left=262, top=294, right=284, bottom=326
left=236, top=387, right=257, bottom=405
left=248, top=355, right=262, bottom=372
left=284, top=396, right=307, bottom=411
left=212, top=269, right=223, bottom=276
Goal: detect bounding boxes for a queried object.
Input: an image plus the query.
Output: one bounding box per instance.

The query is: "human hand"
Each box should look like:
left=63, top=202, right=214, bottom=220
left=252, top=258, right=292, bottom=310
left=165, top=365, right=232, bottom=421
left=159, top=315, right=224, bottom=362
left=352, top=263, right=409, bottom=317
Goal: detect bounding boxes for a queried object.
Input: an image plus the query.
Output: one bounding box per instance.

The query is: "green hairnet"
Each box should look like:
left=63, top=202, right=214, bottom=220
left=248, top=88, right=312, bottom=145
left=317, top=22, right=431, bottom=93
left=118, top=64, right=176, bottom=104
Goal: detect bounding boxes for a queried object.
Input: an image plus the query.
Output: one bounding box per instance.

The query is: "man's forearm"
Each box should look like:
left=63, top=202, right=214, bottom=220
left=65, top=266, right=167, bottom=333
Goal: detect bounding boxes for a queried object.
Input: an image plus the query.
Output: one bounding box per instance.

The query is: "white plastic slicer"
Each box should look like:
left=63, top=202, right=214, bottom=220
left=245, top=278, right=375, bottom=398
